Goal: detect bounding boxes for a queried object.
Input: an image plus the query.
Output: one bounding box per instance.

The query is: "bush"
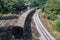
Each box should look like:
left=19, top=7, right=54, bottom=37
left=29, top=0, right=47, bottom=7
left=53, top=20, right=60, bottom=32
left=43, top=12, right=57, bottom=20
left=0, top=0, right=25, bottom=13
left=43, top=0, right=60, bottom=14
left=29, top=0, right=40, bottom=7
left=43, top=12, right=49, bottom=18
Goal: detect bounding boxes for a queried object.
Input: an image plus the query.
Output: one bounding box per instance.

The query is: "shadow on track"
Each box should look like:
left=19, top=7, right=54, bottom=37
left=24, top=9, right=36, bottom=40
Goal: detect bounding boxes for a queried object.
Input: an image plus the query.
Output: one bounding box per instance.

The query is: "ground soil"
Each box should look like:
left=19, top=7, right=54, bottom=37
left=31, top=19, right=40, bottom=40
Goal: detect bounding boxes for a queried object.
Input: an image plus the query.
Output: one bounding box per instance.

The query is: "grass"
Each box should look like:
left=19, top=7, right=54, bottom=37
left=39, top=11, right=60, bottom=40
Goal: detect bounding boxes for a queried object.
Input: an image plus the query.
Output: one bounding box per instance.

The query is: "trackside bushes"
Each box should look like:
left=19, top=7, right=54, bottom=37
left=53, top=20, right=60, bottom=32
left=43, top=12, right=57, bottom=20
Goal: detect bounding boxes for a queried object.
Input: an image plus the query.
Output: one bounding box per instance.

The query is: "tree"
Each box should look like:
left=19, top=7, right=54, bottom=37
left=29, top=0, right=47, bottom=7
left=0, top=0, right=5, bottom=13
left=43, top=0, right=60, bottom=14
left=4, top=0, right=25, bottom=12
left=0, top=0, right=25, bottom=13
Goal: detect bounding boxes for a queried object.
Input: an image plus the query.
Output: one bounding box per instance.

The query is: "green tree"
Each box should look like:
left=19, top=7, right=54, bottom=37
left=0, top=0, right=5, bottom=13
left=4, top=0, right=25, bottom=12
left=0, top=0, right=25, bottom=13
left=29, top=0, right=46, bottom=7
left=43, top=0, right=60, bottom=14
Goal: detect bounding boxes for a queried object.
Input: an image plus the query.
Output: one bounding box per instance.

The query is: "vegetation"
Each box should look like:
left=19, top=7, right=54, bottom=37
left=43, top=12, right=57, bottom=20
left=42, top=0, right=60, bottom=32
left=42, top=0, right=60, bottom=14
left=0, top=0, right=25, bottom=13
left=53, top=20, right=60, bottom=32
left=29, top=0, right=47, bottom=7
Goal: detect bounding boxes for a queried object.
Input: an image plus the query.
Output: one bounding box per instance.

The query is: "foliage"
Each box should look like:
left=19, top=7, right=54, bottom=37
left=0, top=0, right=5, bottom=13
left=29, top=0, right=47, bottom=7
left=0, top=0, right=25, bottom=13
left=29, top=0, right=39, bottom=7
left=43, top=12, right=57, bottom=20
left=53, top=20, right=60, bottom=32
left=43, top=0, right=60, bottom=14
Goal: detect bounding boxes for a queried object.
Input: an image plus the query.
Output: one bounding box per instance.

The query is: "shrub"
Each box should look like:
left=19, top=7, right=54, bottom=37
left=29, top=0, right=40, bottom=7
left=43, top=0, right=60, bottom=14
left=0, top=0, right=25, bottom=13
left=29, top=0, right=47, bottom=7
left=43, top=12, right=57, bottom=20
left=48, top=13, right=57, bottom=20
left=53, top=20, right=60, bottom=32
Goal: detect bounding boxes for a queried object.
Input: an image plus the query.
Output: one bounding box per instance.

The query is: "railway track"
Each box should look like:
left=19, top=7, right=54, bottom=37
left=33, top=9, right=56, bottom=40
